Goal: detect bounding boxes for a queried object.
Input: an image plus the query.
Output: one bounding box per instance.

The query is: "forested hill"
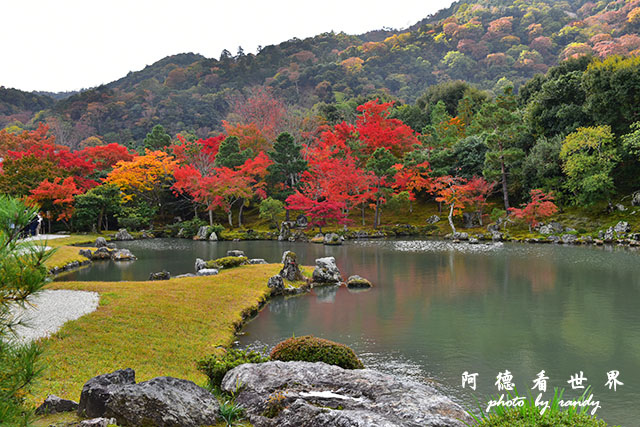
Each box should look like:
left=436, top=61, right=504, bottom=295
left=2, top=0, right=640, bottom=146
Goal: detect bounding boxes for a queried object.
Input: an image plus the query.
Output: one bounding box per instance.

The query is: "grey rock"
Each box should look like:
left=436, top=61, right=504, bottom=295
left=196, top=268, right=218, bottom=276
left=346, top=275, right=372, bottom=289
left=194, top=258, right=207, bottom=272
left=78, top=418, right=117, bottom=427
left=94, top=237, right=107, bottom=248
left=111, top=249, right=136, bottom=261
left=633, top=191, right=640, bottom=207
left=547, top=235, right=561, bottom=243
left=106, top=243, right=117, bottom=250
left=561, top=234, right=577, bottom=244
left=195, top=226, right=209, bottom=240
left=79, top=249, right=93, bottom=259
left=268, top=275, right=285, bottom=295
left=487, top=223, right=500, bottom=232
left=312, top=257, right=342, bottom=284
left=78, top=368, right=136, bottom=418
left=114, top=228, right=134, bottom=241
left=149, top=271, right=171, bottom=281
left=616, top=203, right=627, bottom=212
left=604, top=227, right=615, bottom=242
left=311, top=233, right=324, bottom=243
left=614, top=221, right=631, bottom=234
left=295, top=214, right=309, bottom=228
left=564, top=227, right=577, bottom=233
left=104, top=376, right=219, bottom=427
left=91, top=247, right=113, bottom=260
left=280, top=251, right=304, bottom=281
left=221, top=361, right=471, bottom=427
left=227, top=250, right=246, bottom=257
left=462, top=212, right=482, bottom=228
left=208, top=231, right=218, bottom=241
left=176, top=228, right=185, bottom=238
left=323, top=232, right=342, bottom=245
left=426, top=215, right=440, bottom=224
left=453, top=232, right=469, bottom=240
left=174, top=273, right=196, bottom=278
left=278, top=221, right=293, bottom=241
left=469, top=237, right=479, bottom=244
left=141, top=230, right=153, bottom=239
left=35, top=394, right=78, bottom=415
left=583, top=235, right=594, bottom=244
left=491, top=231, right=503, bottom=242
left=249, top=258, right=267, bottom=264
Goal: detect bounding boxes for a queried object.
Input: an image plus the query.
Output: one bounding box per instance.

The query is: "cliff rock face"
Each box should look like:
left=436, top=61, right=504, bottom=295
left=222, top=361, right=472, bottom=427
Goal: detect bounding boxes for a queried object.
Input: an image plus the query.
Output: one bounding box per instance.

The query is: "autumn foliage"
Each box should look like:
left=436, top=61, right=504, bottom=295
left=509, top=189, right=558, bottom=231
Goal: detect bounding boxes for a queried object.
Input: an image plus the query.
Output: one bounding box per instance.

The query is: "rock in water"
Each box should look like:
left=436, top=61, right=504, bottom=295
left=114, top=229, right=134, bottom=241
left=227, top=250, right=246, bottom=257
left=194, top=226, right=209, bottom=240
left=104, top=376, right=219, bottom=427
left=79, top=249, right=93, bottom=259
left=346, top=275, right=372, bottom=289
left=78, top=369, right=136, bottom=418
left=91, top=247, right=113, bottom=260
left=280, top=251, right=304, bottom=281
left=221, top=361, right=471, bottom=427
left=310, top=233, right=324, bottom=244
left=323, top=232, right=342, bottom=245
left=149, top=271, right=171, bottom=281
left=94, top=237, right=107, bottom=248
left=208, top=231, right=218, bottom=241
left=194, top=258, right=207, bottom=272
left=268, top=275, right=285, bottom=295
left=312, top=257, right=342, bottom=284
left=111, top=249, right=137, bottom=261
left=35, top=395, right=79, bottom=415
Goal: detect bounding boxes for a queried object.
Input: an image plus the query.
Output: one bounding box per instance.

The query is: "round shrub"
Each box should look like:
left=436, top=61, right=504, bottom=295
left=270, top=335, right=364, bottom=369
left=197, top=348, right=269, bottom=390
left=476, top=410, right=609, bottom=426
left=206, top=256, right=248, bottom=269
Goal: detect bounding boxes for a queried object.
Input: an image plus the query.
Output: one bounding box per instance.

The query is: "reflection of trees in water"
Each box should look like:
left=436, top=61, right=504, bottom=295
left=268, top=296, right=302, bottom=318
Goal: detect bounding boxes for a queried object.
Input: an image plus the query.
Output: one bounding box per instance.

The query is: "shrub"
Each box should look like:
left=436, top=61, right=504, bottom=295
left=270, top=335, right=364, bottom=369
left=167, top=217, right=207, bottom=238
left=206, top=256, right=248, bottom=269
left=197, top=348, right=269, bottom=390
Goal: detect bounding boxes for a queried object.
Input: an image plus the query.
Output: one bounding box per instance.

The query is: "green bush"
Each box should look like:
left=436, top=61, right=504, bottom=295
left=270, top=335, right=364, bottom=369
left=475, top=410, right=610, bottom=426
left=197, top=348, right=269, bottom=390
left=167, top=217, right=207, bottom=238
left=206, top=256, right=248, bottom=269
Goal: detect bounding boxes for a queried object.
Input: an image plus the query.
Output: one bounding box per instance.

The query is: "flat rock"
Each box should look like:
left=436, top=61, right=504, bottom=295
left=111, top=248, right=136, bottom=261
left=196, top=268, right=218, bottom=276
left=104, top=376, right=219, bottom=427
left=78, top=368, right=136, bottom=418
left=35, top=394, right=79, bottom=415
left=227, top=249, right=246, bottom=257
left=221, top=361, right=471, bottom=427
left=346, top=275, right=372, bottom=289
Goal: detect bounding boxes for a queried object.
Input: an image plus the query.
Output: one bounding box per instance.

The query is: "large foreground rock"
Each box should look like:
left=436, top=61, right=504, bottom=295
left=280, top=251, right=304, bottom=281
left=221, top=361, right=471, bottom=427
left=312, top=257, right=342, bottom=284
left=104, top=376, right=220, bottom=427
left=78, top=369, right=136, bottom=418
left=35, top=394, right=78, bottom=415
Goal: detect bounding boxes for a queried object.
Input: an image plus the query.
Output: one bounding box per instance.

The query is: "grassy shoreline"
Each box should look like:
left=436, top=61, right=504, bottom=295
left=31, top=264, right=289, bottom=405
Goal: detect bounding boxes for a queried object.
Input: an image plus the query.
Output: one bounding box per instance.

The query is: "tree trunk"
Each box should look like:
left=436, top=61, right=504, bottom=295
left=448, top=203, right=456, bottom=235
left=97, top=207, right=104, bottom=233
left=361, top=204, right=366, bottom=226
left=499, top=147, right=510, bottom=211
left=286, top=209, right=290, bottom=222
left=238, top=202, right=244, bottom=227
left=227, top=210, right=233, bottom=228
left=208, top=210, right=213, bottom=226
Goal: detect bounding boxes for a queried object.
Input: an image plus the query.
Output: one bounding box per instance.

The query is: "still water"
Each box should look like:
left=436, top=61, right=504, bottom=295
left=58, top=238, right=640, bottom=425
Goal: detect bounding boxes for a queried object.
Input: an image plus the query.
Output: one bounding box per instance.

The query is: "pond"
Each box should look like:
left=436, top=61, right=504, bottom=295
left=58, top=238, right=640, bottom=425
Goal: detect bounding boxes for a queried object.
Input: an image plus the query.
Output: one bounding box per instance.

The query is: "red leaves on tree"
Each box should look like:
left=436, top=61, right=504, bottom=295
left=29, top=176, right=81, bottom=222
left=509, top=189, right=558, bottom=230
left=79, top=143, right=134, bottom=170
left=285, top=192, right=348, bottom=231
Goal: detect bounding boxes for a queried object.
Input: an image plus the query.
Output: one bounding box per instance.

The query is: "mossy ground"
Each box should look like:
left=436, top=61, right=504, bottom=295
left=29, top=264, right=307, bottom=406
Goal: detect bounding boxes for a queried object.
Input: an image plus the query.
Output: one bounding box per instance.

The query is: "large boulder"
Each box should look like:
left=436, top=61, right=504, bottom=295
left=208, top=231, right=218, bottom=241
left=35, top=395, right=79, bottom=415
left=268, top=275, right=285, bottom=295
left=94, top=237, right=108, bottom=248
left=104, top=376, right=219, bottom=427
left=346, top=275, right=372, bottom=289
left=221, top=361, right=471, bottom=427
left=195, top=226, right=209, bottom=240
left=111, top=249, right=136, bottom=261
left=278, top=221, right=293, bottom=241
left=312, top=257, right=342, bottom=284
left=614, top=221, right=631, bottom=234
left=79, top=249, right=93, bottom=259
left=194, top=258, right=207, bottom=272
left=114, top=229, right=134, bottom=241
left=280, top=251, right=304, bottom=281
left=91, top=247, right=113, bottom=260
left=78, top=369, right=136, bottom=418
left=323, top=233, right=342, bottom=245
left=561, top=234, right=577, bottom=244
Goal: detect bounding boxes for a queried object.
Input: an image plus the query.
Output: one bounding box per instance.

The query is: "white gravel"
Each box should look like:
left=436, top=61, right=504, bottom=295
left=9, top=290, right=100, bottom=344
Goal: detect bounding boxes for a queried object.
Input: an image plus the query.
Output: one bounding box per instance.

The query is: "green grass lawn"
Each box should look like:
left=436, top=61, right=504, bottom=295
left=31, top=264, right=292, bottom=405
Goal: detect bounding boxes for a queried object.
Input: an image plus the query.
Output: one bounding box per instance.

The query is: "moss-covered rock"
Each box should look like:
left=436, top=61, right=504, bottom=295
left=270, top=335, right=364, bottom=370
left=346, top=275, right=372, bottom=289
left=206, top=256, right=248, bottom=269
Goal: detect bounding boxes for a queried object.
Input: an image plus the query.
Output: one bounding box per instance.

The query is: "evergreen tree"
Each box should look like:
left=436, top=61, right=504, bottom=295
left=0, top=196, right=53, bottom=426
left=143, top=125, right=171, bottom=150
left=267, top=132, right=308, bottom=200
left=214, top=136, right=252, bottom=169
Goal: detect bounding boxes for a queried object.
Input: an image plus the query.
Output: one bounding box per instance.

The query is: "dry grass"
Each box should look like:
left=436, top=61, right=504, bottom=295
left=31, top=264, right=285, bottom=404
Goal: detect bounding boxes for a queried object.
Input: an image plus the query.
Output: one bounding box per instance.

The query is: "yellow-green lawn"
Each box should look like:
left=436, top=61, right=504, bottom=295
left=32, top=264, right=285, bottom=404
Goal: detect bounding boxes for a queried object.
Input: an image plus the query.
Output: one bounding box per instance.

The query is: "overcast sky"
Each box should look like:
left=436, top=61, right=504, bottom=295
left=1, top=0, right=454, bottom=93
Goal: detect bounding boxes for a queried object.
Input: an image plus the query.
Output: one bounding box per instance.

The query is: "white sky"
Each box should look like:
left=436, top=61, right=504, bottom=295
left=1, top=0, right=454, bottom=93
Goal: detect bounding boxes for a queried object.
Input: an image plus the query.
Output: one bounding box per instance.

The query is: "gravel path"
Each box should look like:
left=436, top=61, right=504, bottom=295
left=9, top=290, right=100, bottom=344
